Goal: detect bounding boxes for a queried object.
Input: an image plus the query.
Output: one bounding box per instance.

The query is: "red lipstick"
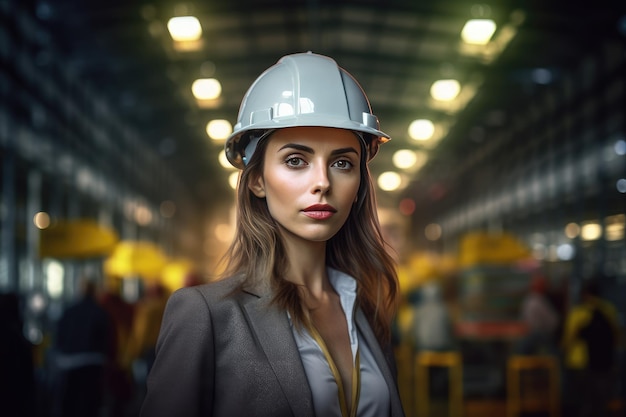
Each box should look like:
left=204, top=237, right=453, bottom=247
left=302, top=204, right=337, bottom=220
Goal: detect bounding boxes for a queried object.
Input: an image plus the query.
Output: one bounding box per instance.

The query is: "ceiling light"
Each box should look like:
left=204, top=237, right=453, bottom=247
left=218, top=150, right=235, bottom=170
left=134, top=205, right=153, bottom=226
left=430, top=79, right=461, bottom=101
left=580, top=221, right=602, bottom=241
left=392, top=150, right=417, bottom=169
left=556, top=243, right=575, bottom=261
left=424, top=223, right=442, bottom=241
left=531, top=68, right=553, bottom=85
left=192, top=78, right=221, bottom=100
left=391, top=150, right=429, bottom=174
left=408, top=119, right=435, bottom=140
left=461, top=19, right=496, bottom=45
left=33, top=212, right=50, bottom=229
left=167, top=16, right=202, bottom=42
left=377, top=171, right=402, bottom=191
left=564, top=222, right=580, bottom=239
left=206, top=119, right=232, bottom=141
left=398, top=198, right=416, bottom=216
left=45, top=260, right=64, bottom=299
left=605, top=214, right=625, bottom=241
left=228, top=172, right=240, bottom=189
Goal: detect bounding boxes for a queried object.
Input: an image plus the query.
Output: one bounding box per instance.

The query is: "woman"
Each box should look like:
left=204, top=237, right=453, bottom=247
left=141, top=52, right=404, bottom=417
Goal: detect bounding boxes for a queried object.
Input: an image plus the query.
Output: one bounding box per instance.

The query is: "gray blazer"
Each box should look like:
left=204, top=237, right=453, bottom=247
left=140, top=276, right=405, bottom=417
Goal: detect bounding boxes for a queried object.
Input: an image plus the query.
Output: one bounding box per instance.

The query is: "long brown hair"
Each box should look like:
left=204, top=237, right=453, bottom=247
left=218, top=131, right=399, bottom=344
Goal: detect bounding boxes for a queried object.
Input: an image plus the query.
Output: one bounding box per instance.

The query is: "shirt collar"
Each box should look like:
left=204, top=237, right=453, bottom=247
left=327, top=267, right=359, bottom=356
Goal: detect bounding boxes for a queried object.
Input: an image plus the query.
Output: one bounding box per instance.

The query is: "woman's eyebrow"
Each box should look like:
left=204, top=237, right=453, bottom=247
left=278, top=143, right=314, bottom=153
left=278, top=144, right=359, bottom=157
left=330, top=147, right=359, bottom=156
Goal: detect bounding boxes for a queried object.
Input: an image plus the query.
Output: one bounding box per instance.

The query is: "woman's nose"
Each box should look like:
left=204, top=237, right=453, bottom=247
left=311, top=164, right=330, bottom=194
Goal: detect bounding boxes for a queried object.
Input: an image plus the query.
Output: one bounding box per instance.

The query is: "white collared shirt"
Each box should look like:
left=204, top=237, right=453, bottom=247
left=289, top=268, right=391, bottom=417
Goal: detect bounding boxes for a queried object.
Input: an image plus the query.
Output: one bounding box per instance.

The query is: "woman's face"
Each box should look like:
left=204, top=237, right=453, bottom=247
left=250, top=126, right=362, bottom=243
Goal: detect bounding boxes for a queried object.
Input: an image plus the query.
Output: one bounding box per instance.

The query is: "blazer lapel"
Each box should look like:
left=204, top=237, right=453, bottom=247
left=243, top=293, right=315, bottom=417
left=355, top=308, right=406, bottom=417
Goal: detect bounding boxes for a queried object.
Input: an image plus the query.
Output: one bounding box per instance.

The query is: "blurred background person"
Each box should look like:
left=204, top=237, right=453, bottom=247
left=410, top=281, right=457, bottom=403
left=411, top=281, right=457, bottom=353
left=124, top=281, right=168, bottom=405
left=516, top=274, right=560, bottom=355
left=98, top=277, right=136, bottom=417
left=51, top=277, right=113, bottom=417
left=0, top=292, right=36, bottom=417
left=561, top=276, right=622, bottom=417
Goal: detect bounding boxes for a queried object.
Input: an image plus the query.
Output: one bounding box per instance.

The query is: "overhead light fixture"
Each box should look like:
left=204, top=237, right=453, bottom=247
left=33, top=212, right=51, bottom=229
left=461, top=19, right=497, bottom=45
left=392, top=149, right=429, bottom=173
left=556, top=243, right=575, bottom=261
left=228, top=172, right=240, bottom=190
left=218, top=150, right=235, bottom=170
left=430, top=79, right=461, bottom=101
left=167, top=16, right=202, bottom=42
left=605, top=214, right=625, bottom=241
left=564, top=222, right=580, bottom=239
left=392, top=150, right=418, bottom=169
left=424, top=223, right=442, bottom=241
left=192, top=78, right=221, bottom=100
left=580, top=221, right=602, bottom=241
left=408, top=119, right=435, bottom=140
left=377, top=171, right=402, bottom=191
left=206, top=119, right=232, bottom=141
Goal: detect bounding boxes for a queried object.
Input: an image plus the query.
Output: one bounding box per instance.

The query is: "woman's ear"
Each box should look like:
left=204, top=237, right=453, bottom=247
left=248, top=173, right=266, bottom=198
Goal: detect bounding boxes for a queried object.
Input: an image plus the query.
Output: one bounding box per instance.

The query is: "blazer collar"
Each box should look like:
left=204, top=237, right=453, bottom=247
left=242, top=280, right=405, bottom=417
left=355, top=308, right=405, bottom=417
left=243, top=291, right=315, bottom=417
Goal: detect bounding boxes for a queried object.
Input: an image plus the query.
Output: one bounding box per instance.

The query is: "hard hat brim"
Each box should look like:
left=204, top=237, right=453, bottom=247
left=226, top=115, right=390, bottom=169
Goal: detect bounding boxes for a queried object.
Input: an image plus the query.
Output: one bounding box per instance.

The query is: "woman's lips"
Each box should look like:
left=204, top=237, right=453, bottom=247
left=302, top=204, right=337, bottom=220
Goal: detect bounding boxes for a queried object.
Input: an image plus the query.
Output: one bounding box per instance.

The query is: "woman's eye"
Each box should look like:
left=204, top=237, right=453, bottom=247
left=332, top=159, right=354, bottom=170
left=285, top=156, right=306, bottom=167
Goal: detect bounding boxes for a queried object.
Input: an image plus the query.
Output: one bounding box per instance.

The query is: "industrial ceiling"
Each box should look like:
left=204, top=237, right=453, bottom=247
left=25, top=0, right=626, bottom=223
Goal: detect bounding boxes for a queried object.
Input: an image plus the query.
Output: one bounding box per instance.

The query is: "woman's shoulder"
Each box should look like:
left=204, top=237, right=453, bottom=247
left=166, top=274, right=270, bottom=325
left=170, top=273, right=269, bottom=310
left=173, top=274, right=245, bottom=301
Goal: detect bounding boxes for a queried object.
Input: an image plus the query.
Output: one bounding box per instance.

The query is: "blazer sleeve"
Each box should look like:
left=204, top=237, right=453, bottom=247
left=140, top=287, right=214, bottom=417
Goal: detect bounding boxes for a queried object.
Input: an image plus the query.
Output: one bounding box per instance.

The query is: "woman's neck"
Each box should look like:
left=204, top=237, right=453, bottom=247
left=280, top=232, right=330, bottom=298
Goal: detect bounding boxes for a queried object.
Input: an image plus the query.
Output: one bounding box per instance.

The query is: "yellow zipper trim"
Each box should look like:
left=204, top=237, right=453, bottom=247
left=352, top=350, right=361, bottom=417
left=308, top=325, right=361, bottom=417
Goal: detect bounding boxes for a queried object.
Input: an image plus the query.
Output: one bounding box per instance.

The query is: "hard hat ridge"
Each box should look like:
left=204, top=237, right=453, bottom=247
left=225, top=51, right=390, bottom=169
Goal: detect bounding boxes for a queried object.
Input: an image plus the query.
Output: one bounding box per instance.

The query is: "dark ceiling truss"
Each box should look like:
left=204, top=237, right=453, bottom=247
left=13, top=0, right=626, bottom=219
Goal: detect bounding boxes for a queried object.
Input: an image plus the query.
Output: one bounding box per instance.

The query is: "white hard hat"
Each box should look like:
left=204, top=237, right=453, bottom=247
left=225, top=51, right=390, bottom=169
